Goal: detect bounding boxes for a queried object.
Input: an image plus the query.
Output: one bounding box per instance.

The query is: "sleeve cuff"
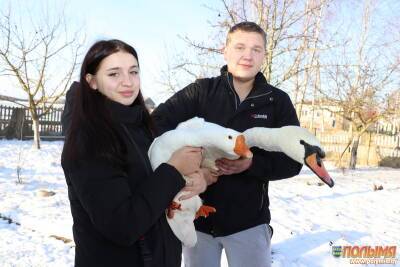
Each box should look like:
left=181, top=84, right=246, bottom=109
left=154, top=163, right=186, bottom=191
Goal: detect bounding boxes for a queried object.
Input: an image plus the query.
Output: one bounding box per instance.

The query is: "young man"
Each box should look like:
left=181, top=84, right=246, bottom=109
left=151, top=22, right=302, bottom=267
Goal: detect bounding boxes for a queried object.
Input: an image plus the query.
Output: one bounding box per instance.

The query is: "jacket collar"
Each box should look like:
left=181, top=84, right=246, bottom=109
left=220, top=65, right=272, bottom=98
left=106, top=99, right=145, bottom=126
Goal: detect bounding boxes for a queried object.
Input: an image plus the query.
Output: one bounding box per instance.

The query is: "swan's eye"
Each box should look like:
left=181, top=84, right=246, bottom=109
left=316, top=154, right=322, bottom=167
left=228, top=135, right=232, bottom=140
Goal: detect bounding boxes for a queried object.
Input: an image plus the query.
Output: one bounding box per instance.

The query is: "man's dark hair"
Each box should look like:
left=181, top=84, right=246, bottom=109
left=226, top=21, right=266, bottom=46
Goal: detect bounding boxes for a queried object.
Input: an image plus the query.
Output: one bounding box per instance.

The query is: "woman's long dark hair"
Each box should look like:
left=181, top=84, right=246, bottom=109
left=63, top=39, right=155, bottom=165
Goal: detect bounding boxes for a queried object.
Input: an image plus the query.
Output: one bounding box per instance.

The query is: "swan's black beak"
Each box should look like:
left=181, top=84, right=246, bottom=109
left=301, top=140, right=334, bottom=188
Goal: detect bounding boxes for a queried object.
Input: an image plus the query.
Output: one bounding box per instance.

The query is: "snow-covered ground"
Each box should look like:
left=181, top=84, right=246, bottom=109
left=0, top=140, right=399, bottom=267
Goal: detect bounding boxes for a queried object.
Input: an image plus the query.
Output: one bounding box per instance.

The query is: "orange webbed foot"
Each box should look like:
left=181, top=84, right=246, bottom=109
left=195, top=205, right=216, bottom=219
left=167, top=201, right=182, bottom=219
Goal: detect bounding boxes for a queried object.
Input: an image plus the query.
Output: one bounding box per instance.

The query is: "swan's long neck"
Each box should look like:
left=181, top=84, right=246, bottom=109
left=244, top=127, right=282, bottom=152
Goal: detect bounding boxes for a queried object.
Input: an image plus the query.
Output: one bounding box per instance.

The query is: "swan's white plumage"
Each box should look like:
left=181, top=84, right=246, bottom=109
left=148, top=117, right=244, bottom=247
left=149, top=121, right=332, bottom=246
left=243, top=126, right=322, bottom=164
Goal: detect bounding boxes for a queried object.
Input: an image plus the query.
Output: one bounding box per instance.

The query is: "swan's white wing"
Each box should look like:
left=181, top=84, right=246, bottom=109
left=167, top=193, right=202, bottom=247
left=147, top=117, right=247, bottom=246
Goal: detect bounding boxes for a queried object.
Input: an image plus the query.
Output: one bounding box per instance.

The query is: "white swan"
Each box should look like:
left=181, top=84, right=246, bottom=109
left=243, top=126, right=334, bottom=187
left=148, top=117, right=252, bottom=247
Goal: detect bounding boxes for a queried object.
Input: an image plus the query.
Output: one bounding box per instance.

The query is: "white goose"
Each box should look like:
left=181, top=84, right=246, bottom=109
left=148, top=117, right=252, bottom=247
left=243, top=126, right=334, bottom=187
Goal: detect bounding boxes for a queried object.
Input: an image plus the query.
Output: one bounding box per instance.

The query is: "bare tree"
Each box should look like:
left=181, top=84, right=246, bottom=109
left=0, top=3, right=83, bottom=149
left=156, top=0, right=399, bottom=170
left=318, top=0, right=400, bottom=169
left=156, top=43, right=222, bottom=95
left=156, top=0, right=339, bottom=111
left=158, top=48, right=206, bottom=94
left=292, top=0, right=326, bottom=121
left=174, top=0, right=331, bottom=88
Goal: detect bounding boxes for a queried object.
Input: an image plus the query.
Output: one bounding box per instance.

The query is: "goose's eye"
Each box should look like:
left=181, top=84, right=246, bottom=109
left=228, top=135, right=232, bottom=140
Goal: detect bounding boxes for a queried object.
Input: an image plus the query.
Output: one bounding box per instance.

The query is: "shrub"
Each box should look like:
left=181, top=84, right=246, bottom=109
left=379, top=157, right=400, bottom=168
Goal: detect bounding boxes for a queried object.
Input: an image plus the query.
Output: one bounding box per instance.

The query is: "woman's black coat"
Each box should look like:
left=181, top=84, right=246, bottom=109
left=61, top=101, right=185, bottom=266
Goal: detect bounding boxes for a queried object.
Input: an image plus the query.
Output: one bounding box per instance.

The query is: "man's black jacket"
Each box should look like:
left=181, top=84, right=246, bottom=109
left=61, top=100, right=185, bottom=266
left=152, top=66, right=302, bottom=237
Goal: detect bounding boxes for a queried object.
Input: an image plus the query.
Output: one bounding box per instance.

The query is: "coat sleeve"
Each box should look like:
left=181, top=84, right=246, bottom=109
left=65, top=160, right=185, bottom=246
left=151, top=82, right=201, bottom=135
left=244, top=92, right=303, bottom=181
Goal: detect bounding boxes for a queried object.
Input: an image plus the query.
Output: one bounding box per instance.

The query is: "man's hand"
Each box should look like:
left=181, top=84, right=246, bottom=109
left=214, top=157, right=252, bottom=176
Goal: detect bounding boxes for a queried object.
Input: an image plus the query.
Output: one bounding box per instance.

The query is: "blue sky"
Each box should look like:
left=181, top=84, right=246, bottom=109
left=75, top=0, right=223, bottom=101
left=0, top=0, right=225, bottom=101
left=1, top=0, right=398, bottom=103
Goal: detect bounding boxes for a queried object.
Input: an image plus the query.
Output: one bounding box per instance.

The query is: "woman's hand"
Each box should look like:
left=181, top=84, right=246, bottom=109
left=178, top=171, right=207, bottom=201
left=201, top=167, right=219, bottom=185
left=167, top=146, right=202, bottom=176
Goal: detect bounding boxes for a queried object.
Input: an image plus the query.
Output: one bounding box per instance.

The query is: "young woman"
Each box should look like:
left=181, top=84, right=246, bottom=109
left=61, top=39, right=205, bottom=267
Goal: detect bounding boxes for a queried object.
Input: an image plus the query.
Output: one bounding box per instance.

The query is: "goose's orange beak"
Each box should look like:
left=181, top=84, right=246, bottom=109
left=234, top=135, right=253, bottom=159
left=305, top=153, right=334, bottom=187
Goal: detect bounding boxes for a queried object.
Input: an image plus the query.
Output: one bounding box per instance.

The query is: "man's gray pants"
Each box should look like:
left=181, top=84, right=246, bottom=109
left=183, top=224, right=272, bottom=267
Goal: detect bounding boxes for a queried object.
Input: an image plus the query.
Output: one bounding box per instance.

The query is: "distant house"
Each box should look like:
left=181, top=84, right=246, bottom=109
left=388, top=89, right=400, bottom=112
left=0, top=95, right=28, bottom=108
left=298, top=100, right=345, bottom=133
left=298, top=98, right=400, bottom=135
left=0, top=94, right=65, bottom=109
left=368, top=89, right=400, bottom=135
left=375, top=118, right=400, bottom=136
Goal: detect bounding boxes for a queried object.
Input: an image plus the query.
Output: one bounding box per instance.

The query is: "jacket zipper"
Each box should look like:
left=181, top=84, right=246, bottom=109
left=226, top=72, right=273, bottom=111
left=226, top=72, right=239, bottom=110
left=259, top=182, right=268, bottom=210
left=243, top=91, right=273, bottom=101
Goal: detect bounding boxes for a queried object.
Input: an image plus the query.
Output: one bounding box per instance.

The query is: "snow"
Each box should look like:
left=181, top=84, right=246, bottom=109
left=0, top=140, right=399, bottom=266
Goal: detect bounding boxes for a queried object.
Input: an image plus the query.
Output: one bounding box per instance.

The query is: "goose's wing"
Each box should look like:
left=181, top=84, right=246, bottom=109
left=148, top=131, right=181, bottom=169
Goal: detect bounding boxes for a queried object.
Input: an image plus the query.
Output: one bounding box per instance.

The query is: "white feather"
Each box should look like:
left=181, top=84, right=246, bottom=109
left=148, top=117, right=243, bottom=247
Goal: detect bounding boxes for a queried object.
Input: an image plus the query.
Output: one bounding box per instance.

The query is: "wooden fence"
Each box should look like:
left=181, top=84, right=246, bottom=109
left=317, top=131, right=400, bottom=165
left=0, top=105, right=63, bottom=140
left=1, top=104, right=399, bottom=165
